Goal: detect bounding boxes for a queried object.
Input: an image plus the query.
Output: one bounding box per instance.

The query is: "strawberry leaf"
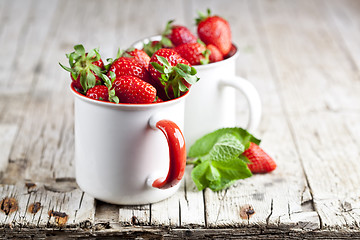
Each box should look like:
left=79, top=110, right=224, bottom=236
left=150, top=62, right=165, bottom=74
left=160, top=37, right=173, bottom=47
left=74, top=44, right=85, bottom=56
left=178, top=80, right=188, bottom=92
left=58, top=62, right=74, bottom=73
left=156, top=55, right=171, bottom=68
left=86, top=71, right=96, bottom=91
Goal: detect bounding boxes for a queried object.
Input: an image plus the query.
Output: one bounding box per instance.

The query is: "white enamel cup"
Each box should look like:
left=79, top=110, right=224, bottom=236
left=133, top=36, right=262, bottom=148
left=186, top=47, right=262, bottom=147
left=71, top=83, right=187, bottom=205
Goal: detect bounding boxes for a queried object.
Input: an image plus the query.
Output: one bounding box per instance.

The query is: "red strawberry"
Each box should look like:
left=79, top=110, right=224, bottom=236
left=163, top=20, right=197, bottom=47
left=149, top=48, right=199, bottom=99
left=242, top=142, right=277, bottom=174
left=112, top=75, right=156, bottom=104
left=59, top=44, right=105, bottom=92
left=174, top=42, right=210, bottom=65
left=207, top=44, right=223, bottom=63
left=86, top=85, right=109, bottom=101
left=123, top=48, right=151, bottom=69
left=107, top=57, right=153, bottom=85
left=196, top=9, right=232, bottom=56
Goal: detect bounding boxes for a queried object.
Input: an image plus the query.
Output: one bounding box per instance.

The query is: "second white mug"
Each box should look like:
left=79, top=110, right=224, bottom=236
left=185, top=45, right=262, bottom=147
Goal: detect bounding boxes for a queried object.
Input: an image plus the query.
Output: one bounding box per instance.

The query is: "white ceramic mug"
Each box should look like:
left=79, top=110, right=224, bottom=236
left=71, top=83, right=187, bottom=205
left=133, top=37, right=261, bottom=148
left=186, top=46, right=262, bottom=147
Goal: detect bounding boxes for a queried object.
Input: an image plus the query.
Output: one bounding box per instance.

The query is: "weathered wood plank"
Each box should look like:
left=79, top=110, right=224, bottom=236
left=0, top=125, right=17, bottom=174
left=0, top=183, right=94, bottom=228
left=150, top=166, right=205, bottom=227
left=254, top=0, right=360, bottom=230
left=188, top=0, right=316, bottom=229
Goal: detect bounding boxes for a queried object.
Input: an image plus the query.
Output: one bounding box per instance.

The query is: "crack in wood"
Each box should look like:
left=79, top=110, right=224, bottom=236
left=266, top=199, right=273, bottom=226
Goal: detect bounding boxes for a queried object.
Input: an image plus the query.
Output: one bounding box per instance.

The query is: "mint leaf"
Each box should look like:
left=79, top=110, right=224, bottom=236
left=190, top=132, right=253, bottom=191
left=188, top=127, right=260, bottom=158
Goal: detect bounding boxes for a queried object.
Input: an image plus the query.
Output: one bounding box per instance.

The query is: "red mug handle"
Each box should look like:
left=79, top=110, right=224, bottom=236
left=148, top=118, right=186, bottom=189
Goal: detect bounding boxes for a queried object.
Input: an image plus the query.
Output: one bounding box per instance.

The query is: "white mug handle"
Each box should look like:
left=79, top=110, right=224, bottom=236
left=220, top=76, right=262, bottom=132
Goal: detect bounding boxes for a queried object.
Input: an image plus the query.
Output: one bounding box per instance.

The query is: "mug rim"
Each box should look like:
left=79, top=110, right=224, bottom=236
left=70, top=82, right=189, bottom=109
left=131, top=35, right=239, bottom=70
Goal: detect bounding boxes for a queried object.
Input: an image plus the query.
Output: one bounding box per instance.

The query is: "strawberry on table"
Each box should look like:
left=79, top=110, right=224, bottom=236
left=207, top=44, right=223, bottom=63
left=112, top=75, right=156, bottom=104
left=196, top=9, right=232, bottom=56
left=59, top=44, right=105, bottom=93
left=174, top=42, right=210, bottom=65
left=149, top=48, right=199, bottom=100
left=242, top=142, right=277, bottom=174
left=162, top=20, right=197, bottom=47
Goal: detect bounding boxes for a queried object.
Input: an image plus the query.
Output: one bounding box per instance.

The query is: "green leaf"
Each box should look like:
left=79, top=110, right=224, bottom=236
left=109, top=71, right=116, bottom=82
left=80, top=71, right=88, bottom=91
left=58, top=62, right=73, bottom=73
left=109, top=89, right=119, bottom=104
left=156, top=55, right=171, bottom=68
left=160, top=37, right=173, bottom=47
left=89, top=64, right=103, bottom=76
left=86, top=71, right=96, bottom=90
left=74, top=44, right=85, bottom=56
left=177, top=63, right=191, bottom=73
left=190, top=133, right=253, bottom=191
left=162, top=20, right=174, bottom=36
left=206, top=133, right=245, bottom=162
left=87, top=49, right=96, bottom=60
left=178, top=80, right=188, bottom=92
left=191, top=161, right=211, bottom=191
left=150, top=62, right=165, bottom=74
left=188, top=127, right=260, bottom=158
left=102, top=74, right=111, bottom=88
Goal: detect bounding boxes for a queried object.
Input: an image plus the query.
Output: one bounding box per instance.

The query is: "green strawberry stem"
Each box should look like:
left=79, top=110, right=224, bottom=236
left=59, top=44, right=105, bottom=93
left=196, top=8, right=211, bottom=25
left=101, top=72, right=119, bottom=104
left=151, top=56, right=199, bottom=99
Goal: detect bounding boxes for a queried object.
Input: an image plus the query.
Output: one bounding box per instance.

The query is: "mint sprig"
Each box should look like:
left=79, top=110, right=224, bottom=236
left=188, top=127, right=260, bottom=191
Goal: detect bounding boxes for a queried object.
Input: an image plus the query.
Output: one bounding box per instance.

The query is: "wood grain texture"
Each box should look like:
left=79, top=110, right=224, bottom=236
left=0, top=0, right=359, bottom=237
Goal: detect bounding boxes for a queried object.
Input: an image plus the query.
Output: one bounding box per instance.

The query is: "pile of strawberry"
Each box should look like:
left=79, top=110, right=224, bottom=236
left=59, top=9, right=233, bottom=104
left=144, top=9, right=233, bottom=65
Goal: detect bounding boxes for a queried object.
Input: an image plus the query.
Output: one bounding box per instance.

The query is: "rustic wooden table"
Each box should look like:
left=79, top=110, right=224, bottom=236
left=1, top=0, right=360, bottom=238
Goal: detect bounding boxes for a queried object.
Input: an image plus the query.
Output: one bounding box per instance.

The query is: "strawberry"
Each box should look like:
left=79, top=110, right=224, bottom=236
left=123, top=48, right=151, bottom=69
left=149, top=48, right=199, bottom=99
left=86, top=85, right=109, bottom=101
left=86, top=72, right=119, bottom=103
left=242, top=142, right=277, bottom=174
left=112, top=75, right=156, bottom=104
left=207, top=44, right=223, bottom=63
left=174, top=42, right=210, bottom=65
left=107, top=57, right=153, bottom=85
left=196, top=9, right=232, bottom=56
left=59, top=44, right=105, bottom=92
left=162, top=20, right=197, bottom=47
